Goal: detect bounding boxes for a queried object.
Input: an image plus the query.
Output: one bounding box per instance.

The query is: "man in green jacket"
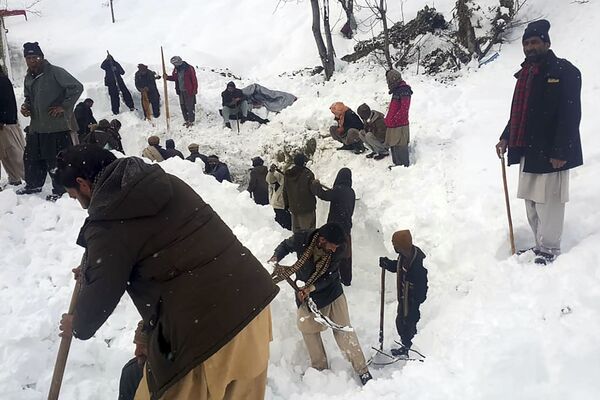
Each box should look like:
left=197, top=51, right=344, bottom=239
left=17, top=42, right=83, bottom=201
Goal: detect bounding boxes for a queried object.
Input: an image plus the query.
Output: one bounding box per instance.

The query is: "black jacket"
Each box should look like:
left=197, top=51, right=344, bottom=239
left=247, top=165, right=269, bottom=205
left=101, top=59, right=126, bottom=87
left=74, top=102, right=97, bottom=135
left=381, top=246, right=428, bottom=309
left=312, top=168, right=355, bottom=234
left=81, top=129, right=121, bottom=152
left=135, top=69, right=160, bottom=93
left=501, top=50, right=583, bottom=173
left=0, top=74, right=18, bottom=124
left=222, top=88, right=245, bottom=107
left=186, top=152, right=208, bottom=165
left=341, top=109, right=364, bottom=134
left=274, top=229, right=343, bottom=309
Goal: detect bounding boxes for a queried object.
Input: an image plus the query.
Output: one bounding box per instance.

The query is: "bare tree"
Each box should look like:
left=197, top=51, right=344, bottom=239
left=364, top=0, right=393, bottom=69
left=310, top=0, right=336, bottom=80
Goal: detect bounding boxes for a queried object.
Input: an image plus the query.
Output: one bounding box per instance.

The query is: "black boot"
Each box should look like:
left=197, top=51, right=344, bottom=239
left=358, top=371, right=372, bottom=386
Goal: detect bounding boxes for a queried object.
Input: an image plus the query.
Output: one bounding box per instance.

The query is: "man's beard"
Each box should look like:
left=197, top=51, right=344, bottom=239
left=525, top=51, right=548, bottom=63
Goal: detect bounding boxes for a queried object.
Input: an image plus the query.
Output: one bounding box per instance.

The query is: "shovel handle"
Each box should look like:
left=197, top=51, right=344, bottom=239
left=500, top=156, right=516, bottom=255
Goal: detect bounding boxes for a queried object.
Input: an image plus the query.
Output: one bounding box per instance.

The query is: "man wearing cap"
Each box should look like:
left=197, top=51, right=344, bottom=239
left=357, top=103, right=389, bottom=160
left=495, top=20, right=583, bottom=265
left=379, top=230, right=428, bottom=358
left=186, top=143, right=208, bottom=165
left=206, top=155, right=232, bottom=183
left=134, top=64, right=161, bottom=119
left=247, top=157, right=269, bottom=205
left=101, top=54, right=135, bottom=115
left=165, top=56, right=198, bottom=127
left=283, top=153, right=317, bottom=232
left=270, top=223, right=373, bottom=386
left=141, top=136, right=166, bottom=162
left=74, top=98, right=97, bottom=136
left=18, top=42, right=83, bottom=200
left=221, top=81, right=249, bottom=129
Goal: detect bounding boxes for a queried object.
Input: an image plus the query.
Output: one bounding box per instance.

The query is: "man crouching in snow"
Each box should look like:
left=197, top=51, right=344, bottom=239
left=269, top=223, right=373, bottom=386
left=379, top=230, right=428, bottom=358
left=56, top=144, right=279, bottom=400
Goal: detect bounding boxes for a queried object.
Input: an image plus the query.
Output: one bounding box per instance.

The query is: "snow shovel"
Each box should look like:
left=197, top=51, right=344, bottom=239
left=283, top=276, right=352, bottom=332
left=367, top=268, right=398, bottom=367
left=500, top=155, right=516, bottom=255
left=47, top=278, right=81, bottom=400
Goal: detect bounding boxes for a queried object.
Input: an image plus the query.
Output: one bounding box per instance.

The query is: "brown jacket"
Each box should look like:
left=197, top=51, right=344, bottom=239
left=72, top=157, right=279, bottom=399
left=283, top=165, right=316, bottom=214
left=363, top=110, right=387, bottom=143
left=247, top=165, right=269, bottom=205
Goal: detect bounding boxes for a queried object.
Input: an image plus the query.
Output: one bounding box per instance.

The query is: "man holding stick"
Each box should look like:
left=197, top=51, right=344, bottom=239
left=56, top=144, right=279, bottom=399
left=495, top=20, right=583, bottom=265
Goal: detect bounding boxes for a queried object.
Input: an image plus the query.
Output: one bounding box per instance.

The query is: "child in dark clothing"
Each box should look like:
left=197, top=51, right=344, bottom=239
left=378, top=230, right=428, bottom=357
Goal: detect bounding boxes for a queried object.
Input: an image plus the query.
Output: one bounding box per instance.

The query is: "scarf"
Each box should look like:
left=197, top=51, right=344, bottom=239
left=509, top=62, right=540, bottom=148
left=330, top=102, right=349, bottom=134
left=272, top=233, right=332, bottom=289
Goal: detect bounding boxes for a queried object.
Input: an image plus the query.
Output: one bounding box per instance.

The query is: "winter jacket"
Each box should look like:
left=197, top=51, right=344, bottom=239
left=273, top=229, right=343, bottom=309
left=385, top=81, right=412, bottom=128
left=500, top=50, right=583, bottom=174
left=363, top=110, right=387, bottom=143
left=166, top=63, right=198, bottom=95
left=72, top=157, right=279, bottom=398
left=135, top=69, right=160, bottom=93
left=247, top=165, right=269, bottom=205
left=100, top=59, right=126, bottom=87
left=222, top=88, right=246, bottom=107
left=283, top=165, right=316, bottom=214
left=266, top=170, right=285, bottom=210
left=311, top=168, right=355, bottom=234
left=23, top=60, right=83, bottom=133
left=0, top=74, right=18, bottom=124
left=81, top=128, right=121, bottom=151
left=74, top=102, right=97, bottom=135
left=142, top=145, right=165, bottom=162
left=186, top=151, right=208, bottom=165
left=381, top=246, right=428, bottom=313
left=338, top=109, right=364, bottom=135
left=208, top=162, right=232, bottom=183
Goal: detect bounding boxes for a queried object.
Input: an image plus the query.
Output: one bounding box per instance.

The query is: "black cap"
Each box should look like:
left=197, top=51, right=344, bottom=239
left=523, top=19, right=551, bottom=44
left=23, top=42, right=44, bottom=58
left=227, top=81, right=236, bottom=88
left=252, top=156, right=264, bottom=167
left=293, top=153, right=307, bottom=167
left=318, top=223, right=346, bottom=246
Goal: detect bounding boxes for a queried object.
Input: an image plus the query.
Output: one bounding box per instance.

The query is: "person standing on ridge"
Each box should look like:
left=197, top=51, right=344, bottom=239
left=134, top=63, right=161, bottom=119
left=247, top=156, right=269, bottom=205
left=101, top=53, right=135, bottom=115
left=165, top=56, right=198, bottom=128
left=384, top=70, right=412, bottom=167
left=495, top=20, right=583, bottom=265
left=283, top=153, right=317, bottom=232
left=74, top=98, right=97, bottom=137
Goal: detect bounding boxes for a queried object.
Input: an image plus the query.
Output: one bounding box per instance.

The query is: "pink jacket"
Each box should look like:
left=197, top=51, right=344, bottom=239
left=384, top=82, right=412, bottom=128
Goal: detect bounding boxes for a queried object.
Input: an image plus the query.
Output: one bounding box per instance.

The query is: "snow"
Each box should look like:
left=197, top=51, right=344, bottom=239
left=1, top=0, right=600, bottom=399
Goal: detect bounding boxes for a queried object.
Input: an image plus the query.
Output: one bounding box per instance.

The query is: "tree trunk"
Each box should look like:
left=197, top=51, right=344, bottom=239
left=456, top=0, right=481, bottom=57
left=310, top=0, right=335, bottom=80
left=379, top=0, right=393, bottom=70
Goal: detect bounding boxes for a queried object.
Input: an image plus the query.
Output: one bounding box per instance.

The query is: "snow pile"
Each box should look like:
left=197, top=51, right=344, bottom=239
left=2, top=0, right=600, bottom=399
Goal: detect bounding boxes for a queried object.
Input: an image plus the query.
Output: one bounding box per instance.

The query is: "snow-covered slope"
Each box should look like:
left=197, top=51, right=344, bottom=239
left=1, top=0, right=600, bottom=399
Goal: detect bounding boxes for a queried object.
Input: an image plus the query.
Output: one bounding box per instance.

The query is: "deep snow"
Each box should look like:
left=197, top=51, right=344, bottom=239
left=1, top=0, right=600, bottom=399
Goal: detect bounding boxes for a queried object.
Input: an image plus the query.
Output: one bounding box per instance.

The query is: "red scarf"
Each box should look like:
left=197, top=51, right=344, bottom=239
left=509, top=62, right=540, bottom=148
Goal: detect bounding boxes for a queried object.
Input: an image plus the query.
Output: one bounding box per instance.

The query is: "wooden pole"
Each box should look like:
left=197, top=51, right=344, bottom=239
left=160, top=46, right=171, bottom=132
left=47, top=279, right=81, bottom=400
left=110, top=0, right=115, bottom=23
left=378, top=268, right=385, bottom=351
left=501, top=155, right=516, bottom=255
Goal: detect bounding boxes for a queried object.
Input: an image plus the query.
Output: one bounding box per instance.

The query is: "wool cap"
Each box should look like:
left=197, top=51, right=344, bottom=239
left=357, top=103, right=371, bottom=120
left=293, top=153, right=308, bottom=167
left=137, top=63, right=148, bottom=70
left=148, top=135, right=160, bottom=145
left=96, top=119, right=111, bottom=130
left=23, top=42, right=44, bottom=58
left=386, top=69, right=403, bottom=90
left=252, top=156, right=264, bottom=167
left=227, top=81, right=236, bottom=88
left=318, top=223, right=346, bottom=246
left=392, top=230, right=413, bottom=254
left=188, top=143, right=199, bottom=151
left=170, top=56, right=183, bottom=66
left=523, top=19, right=551, bottom=43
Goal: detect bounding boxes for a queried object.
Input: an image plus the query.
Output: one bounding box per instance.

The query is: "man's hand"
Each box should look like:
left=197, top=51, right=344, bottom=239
left=296, top=285, right=315, bottom=303
left=495, top=139, right=507, bottom=159
left=20, top=104, right=31, bottom=117
left=550, top=158, right=567, bottom=169
left=135, top=342, right=148, bottom=366
left=72, top=266, right=82, bottom=281
left=268, top=255, right=278, bottom=264
left=59, top=313, right=74, bottom=338
left=48, top=106, right=65, bottom=117
left=163, top=73, right=168, bottom=80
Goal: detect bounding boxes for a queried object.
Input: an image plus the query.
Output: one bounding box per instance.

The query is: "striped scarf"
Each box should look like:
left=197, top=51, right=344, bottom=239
left=272, top=234, right=332, bottom=289
left=509, top=62, right=540, bottom=148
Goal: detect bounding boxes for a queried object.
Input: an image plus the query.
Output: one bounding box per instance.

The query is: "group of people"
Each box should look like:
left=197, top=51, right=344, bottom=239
left=0, top=18, right=584, bottom=399
left=328, top=69, right=412, bottom=167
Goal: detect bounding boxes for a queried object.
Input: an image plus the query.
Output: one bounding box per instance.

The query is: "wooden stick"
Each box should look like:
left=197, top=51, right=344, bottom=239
left=500, top=155, right=516, bottom=255
left=378, top=268, right=385, bottom=351
left=47, top=279, right=81, bottom=400
left=160, top=46, right=170, bottom=132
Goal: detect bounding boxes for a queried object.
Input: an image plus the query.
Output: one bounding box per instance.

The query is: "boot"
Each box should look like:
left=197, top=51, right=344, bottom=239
left=390, top=344, right=410, bottom=358
left=16, top=186, right=42, bottom=195
left=373, top=153, right=389, bottom=160
left=358, top=371, right=373, bottom=386
left=365, top=152, right=376, bottom=158
left=337, top=144, right=353, bottom=151
left=352, top=143, right=366, bottom=154
left=225, top=122, right=232, bottom=129
left=534, top=252, right=556, bottom=265
left=46, top=193, right=63, bottom=202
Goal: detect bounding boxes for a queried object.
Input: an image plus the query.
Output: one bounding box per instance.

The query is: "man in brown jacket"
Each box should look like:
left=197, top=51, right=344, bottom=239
left=56, top=144, right=279, bottom=400
left=357, top=103, right=389, bottom=160
left=283, top=153, right=317, bottom=232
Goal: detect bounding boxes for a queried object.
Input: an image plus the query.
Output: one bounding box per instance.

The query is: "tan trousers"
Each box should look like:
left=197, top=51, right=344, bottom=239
left=297, top=294, right=368, bottom=374
left=291, top=210, right=316, bottom=233
left=0, top=124, right=25, bottom=183
left=135, top=307, right=272, bottom=400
